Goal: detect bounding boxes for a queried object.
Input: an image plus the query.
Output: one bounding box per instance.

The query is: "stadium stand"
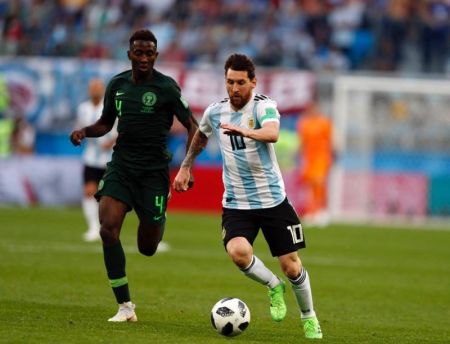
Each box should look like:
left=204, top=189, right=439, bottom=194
left=0, top=0, right=448, bottom=73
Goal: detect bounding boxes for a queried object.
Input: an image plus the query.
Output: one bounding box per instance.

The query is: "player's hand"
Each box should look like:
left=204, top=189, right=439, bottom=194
left=173, top=167, right=193, bottom=192
left=70, top=129, right=85, bottom=146
left=188, top=174, right=194, bottom=189
left=220, top=123, right=247, bottom=137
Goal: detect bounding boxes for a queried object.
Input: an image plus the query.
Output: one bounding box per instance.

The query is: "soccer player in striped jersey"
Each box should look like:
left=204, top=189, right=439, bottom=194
left=174, top=54, right=322, bottom=339
left=75, top=78, right=117, bottom=242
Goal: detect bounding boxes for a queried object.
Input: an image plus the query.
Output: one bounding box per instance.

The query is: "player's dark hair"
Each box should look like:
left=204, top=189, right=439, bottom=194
left=129, top=29, right=157, bottom=48
left=224, top=54, right=256, bottom=80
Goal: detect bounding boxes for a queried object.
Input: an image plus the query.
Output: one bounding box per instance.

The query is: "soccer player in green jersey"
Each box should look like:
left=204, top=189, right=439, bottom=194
left=70, top=29, right=198, bottom=322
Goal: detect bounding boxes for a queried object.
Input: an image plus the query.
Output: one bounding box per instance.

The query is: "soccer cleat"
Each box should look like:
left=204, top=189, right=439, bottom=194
left=108, top=302, right=137, bottom=322
left=302, top=316, right=323, bottom=339
left=83, top=230, right=100, bottom=242
left=268, top=280, right=287, bottom=322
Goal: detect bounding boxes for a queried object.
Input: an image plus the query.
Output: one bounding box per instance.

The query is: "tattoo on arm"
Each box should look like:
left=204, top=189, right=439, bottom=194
left=181, top=130, right=208, bottom=169
left=183, top=115, right=200, bottom=154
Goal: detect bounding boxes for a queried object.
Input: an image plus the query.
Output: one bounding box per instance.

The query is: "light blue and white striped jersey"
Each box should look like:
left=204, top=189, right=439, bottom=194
left=199, top=92, right=286, bottom=210
left=76, top=100, right=117, bottom=168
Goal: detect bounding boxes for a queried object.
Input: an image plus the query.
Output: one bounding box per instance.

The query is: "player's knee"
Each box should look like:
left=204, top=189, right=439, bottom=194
left=280, top=254, right=302, bottom=278
left=282, top=264, right=301, bottom=279
left=99, top=223, right=119, bottom=245
left=137, top=223, right=162, bottom=256
left=226, top=238, right=252, bottom=268
left=138, top=243, right=158, bottom=256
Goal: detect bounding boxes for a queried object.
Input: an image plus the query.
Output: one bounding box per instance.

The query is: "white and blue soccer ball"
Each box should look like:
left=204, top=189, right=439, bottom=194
left=210, top=297, right=251, bottom=337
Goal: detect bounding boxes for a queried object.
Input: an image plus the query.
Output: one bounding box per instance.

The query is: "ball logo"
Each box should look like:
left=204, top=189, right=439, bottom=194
left=142, top=92, right=157, bottom=106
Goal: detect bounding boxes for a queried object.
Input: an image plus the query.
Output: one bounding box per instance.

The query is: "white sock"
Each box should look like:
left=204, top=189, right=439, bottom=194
left=82, top=197, right=99, bottom=233
left=289, top=267, right=316, bottom=318
left=240, top=255, right=280, bottom=289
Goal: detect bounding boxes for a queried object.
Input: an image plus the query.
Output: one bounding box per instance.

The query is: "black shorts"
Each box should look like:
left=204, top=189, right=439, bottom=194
left=95, top=162, right=170, bottom=225
left=83, top=165, right=106, bottom=184
left=221, top=198, right=306, bottom=257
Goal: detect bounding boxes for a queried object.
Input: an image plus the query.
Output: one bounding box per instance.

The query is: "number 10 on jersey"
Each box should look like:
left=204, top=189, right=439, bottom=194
left=230, top=135, right=246, bottom=150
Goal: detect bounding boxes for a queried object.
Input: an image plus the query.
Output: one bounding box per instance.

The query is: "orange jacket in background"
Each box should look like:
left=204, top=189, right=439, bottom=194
left=297, top=110, right=333, bottom=183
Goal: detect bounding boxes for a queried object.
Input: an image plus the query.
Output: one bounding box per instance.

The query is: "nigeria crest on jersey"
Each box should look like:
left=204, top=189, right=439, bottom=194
left=141, top=92, right=157, bottom=113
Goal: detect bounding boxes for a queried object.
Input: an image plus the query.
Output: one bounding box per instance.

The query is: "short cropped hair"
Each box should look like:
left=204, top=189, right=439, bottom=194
left=224, top=54, right=256, bottom=80
left=129, top=29, right=157, bottom=48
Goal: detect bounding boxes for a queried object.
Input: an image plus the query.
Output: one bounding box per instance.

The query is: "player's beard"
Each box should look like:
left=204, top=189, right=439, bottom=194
left=230, top=93, right=251, bottom=110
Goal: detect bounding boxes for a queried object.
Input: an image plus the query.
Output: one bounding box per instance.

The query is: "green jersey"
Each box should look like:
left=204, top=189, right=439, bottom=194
left=103, top=69, right=192, bottom=171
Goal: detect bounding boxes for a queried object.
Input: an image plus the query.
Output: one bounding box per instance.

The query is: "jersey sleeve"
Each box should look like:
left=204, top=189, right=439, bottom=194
left=101, top=79, right=118, bottom=118
left=167, top=82, right=192, bottom=123
left=199, top=106, right=213, bottom=137
left=256, top=99, right=280, bottom=126
left=75, top=102, right=85, bottom=128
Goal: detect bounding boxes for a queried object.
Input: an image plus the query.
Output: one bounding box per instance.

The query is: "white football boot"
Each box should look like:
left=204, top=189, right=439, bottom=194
left=108, top=301, right=137, bottom=322
left=83, top=229, right=100, bottom=242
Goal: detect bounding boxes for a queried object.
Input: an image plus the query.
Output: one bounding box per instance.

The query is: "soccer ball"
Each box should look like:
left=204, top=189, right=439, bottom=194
left=210, top=297, right=251, bottom=337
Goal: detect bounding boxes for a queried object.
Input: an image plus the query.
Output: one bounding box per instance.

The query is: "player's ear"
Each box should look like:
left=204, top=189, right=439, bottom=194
left=251, top=77, right=257, bottom=88
left=127, top=50, right=131, bottom=60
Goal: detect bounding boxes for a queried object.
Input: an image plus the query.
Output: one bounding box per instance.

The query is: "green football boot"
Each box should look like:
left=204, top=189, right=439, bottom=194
left=268, top=280, right=287, bottom=322
left=302, top=316, right=323, bottom=339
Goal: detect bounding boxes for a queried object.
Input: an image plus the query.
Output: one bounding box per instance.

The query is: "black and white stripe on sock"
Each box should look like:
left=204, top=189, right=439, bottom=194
left=240, top=255, right=256, bottom=272
left=288, top=267, right=307, bottom=286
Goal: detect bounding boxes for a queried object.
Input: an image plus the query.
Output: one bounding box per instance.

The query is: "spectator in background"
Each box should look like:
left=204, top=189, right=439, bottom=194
left=1, top=13, right=23, bottom=55
left=74, top=78, right=117, bottom=242
left=372, top=0, right=410, bottom=71
left=296, top=99, right=333, bottom=227
left=11, top=114, right=35, bottom=155
left=328, top=0, right=365, bottom=58
left=418, top=0, right=449, bottom=74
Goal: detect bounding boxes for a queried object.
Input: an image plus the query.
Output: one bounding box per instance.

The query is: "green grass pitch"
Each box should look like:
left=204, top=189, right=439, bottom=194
left=0, top=207, right=449, bottom=343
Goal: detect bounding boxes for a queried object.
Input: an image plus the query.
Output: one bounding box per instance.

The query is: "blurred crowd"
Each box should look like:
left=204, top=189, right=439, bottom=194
left=1, top=0, right=449, bottom=74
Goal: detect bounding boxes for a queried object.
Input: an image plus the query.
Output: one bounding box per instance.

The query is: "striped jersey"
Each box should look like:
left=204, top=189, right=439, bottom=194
left=199, top=92, right=286, bottom=209
left=76, top=100, right=117, bottom=168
